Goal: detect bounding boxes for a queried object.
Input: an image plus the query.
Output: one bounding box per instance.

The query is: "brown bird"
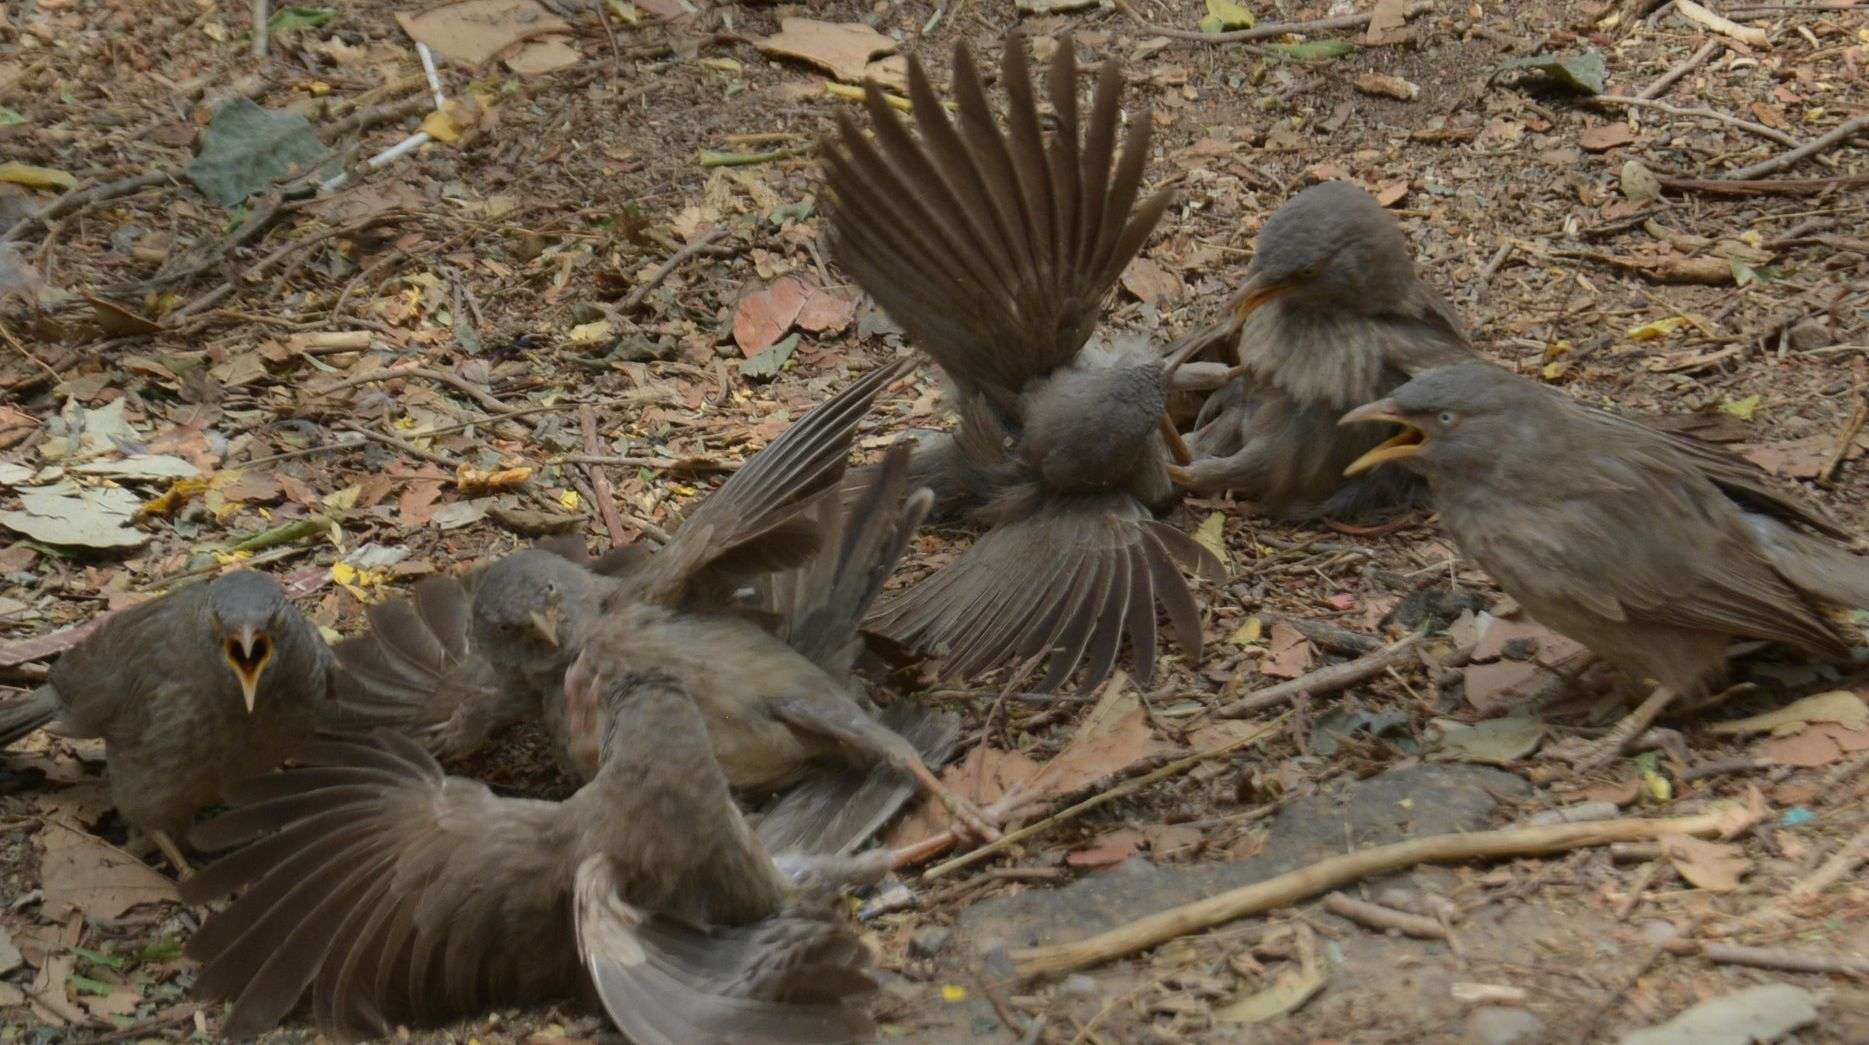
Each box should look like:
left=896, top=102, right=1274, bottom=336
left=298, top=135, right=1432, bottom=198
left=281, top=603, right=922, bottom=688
left=327, top=360, right=910, bottom=769
left=0, top=570, right=333, bottom=870
left=565, top=440, right=1003, bottom=841
left=1169, top=180, right=1474, bottom=520
left=821, top=35, right=1219, bottom=693
left=181, top=671, right=879, bottom=1042
left=1340, top=362, right=1869, bottom=766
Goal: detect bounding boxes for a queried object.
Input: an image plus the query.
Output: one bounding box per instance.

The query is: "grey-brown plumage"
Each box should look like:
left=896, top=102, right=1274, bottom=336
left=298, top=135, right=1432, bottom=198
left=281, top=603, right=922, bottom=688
left=0, top=570, right=332, bottom=865
left=567, top=441, right=999, bottom=840
left=182, top=672, right=878, bottom=1042
left=1341, top=362, right=1868, bottom=765
left=327, top=361, right=911, bottom=771
left=1172, top=181, right=1475, bottom=519
left=822, top=35, right=1219, bottom=693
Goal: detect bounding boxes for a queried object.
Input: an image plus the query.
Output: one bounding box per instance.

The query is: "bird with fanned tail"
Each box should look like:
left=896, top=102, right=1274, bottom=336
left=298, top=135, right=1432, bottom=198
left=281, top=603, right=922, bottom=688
left=821, top=35, right=1221, bottom=695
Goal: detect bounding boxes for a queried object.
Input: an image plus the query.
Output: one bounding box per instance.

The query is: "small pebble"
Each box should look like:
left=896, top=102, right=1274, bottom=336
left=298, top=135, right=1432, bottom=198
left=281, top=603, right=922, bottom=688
left=1466, top=1006, right=1543, bottom=1045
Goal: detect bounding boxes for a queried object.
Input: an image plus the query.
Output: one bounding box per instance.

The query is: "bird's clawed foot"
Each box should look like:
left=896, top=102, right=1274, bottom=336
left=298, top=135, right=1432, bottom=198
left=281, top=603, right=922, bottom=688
left=1561, top=686, right=1678, bottom=771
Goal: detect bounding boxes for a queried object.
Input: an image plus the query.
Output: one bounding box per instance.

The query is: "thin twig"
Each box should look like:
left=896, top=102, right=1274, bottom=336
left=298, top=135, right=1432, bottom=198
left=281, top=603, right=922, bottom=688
left=1593, top=95, right=1795, bottom=146
left=1635, top=39, right=1721, bottom=101
left=1663, top=939, right=1869, bottom=975
left=1323, top=893, right=1448, bottom=938
left=338, top=422, right=459, bottom=469
left=580, top=405, right=629, bottom=547
left=1011, top=807, right=1737, bottom=976
left=623, top=227, right=731, bottom=311
left=251, top=0, right=270, bottom=59
left=1215, top=631, right=1426, bottom=718
left=0, top=171, right=172, bottom=245
left=922, top=716, right=1286, bottom=881
left=1658, top=171, right=1869, bottom=196
left=1818, top=388, right=1866, bottom=485
left=1728, top=115, right=1869, bottom=181
left=1114, top=0, right=1435, bottom=44
left=79, top=1006, right=203, bottom=1045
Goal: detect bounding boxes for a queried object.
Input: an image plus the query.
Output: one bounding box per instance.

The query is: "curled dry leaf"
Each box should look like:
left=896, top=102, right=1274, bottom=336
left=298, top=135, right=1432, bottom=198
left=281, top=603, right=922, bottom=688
left=1707, top=690, right=1867, bottom=736
left=1661, top=834, right=1749, bottom=892
left=1120, top=257, right=1183, bottom=306
left=38, top=817, right=180, bottom=919
left=755, top=18, right=899, bottom=86
left=732, top=275, right=812, bottom=356
left=454, top=464, right=533, bottom=494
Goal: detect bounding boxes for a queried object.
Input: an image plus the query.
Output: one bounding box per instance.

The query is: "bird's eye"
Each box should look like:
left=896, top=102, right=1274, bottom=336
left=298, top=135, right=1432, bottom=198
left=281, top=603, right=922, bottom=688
left=1437, top=411, right=1457, bottom=425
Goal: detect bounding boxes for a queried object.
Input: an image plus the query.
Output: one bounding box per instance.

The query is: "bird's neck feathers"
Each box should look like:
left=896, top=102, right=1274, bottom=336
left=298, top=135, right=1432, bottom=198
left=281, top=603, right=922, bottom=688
left=1241, top=303, right=1407, bottom=407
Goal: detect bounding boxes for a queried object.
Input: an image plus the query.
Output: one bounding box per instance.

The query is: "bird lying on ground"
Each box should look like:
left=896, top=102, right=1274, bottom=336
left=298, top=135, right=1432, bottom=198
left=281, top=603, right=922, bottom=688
left=822, top=34, right=1220, bottom=694
left=0, top=570, right=332, bottom=872
left=1341, top=361, right=1868, bottom=767
left=183, top=670, right=880, bottom=1042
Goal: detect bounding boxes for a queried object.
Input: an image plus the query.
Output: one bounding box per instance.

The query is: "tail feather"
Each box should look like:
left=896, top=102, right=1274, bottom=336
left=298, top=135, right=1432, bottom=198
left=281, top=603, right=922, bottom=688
left=0, top=686, right=59, bottom=748
left=1749, top=514, right=1869, bottom=618
left=754, top=703, right=960, bottom=858
left=769, top=443, right=931, bottom=675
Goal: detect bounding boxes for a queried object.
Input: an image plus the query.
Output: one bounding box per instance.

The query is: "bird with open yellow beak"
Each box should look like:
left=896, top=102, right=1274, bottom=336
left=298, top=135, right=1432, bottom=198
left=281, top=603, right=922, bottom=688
left=1166, top=181, right=1475, bottom=521
left=0, top=569, right=333, bottom=873
left=1339, top=362, right=1869, bottom=768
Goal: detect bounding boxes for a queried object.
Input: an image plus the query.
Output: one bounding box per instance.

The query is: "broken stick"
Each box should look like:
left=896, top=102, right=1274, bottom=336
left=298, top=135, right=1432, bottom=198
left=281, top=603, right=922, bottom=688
left=1011, top=807, right=1736, bottom=977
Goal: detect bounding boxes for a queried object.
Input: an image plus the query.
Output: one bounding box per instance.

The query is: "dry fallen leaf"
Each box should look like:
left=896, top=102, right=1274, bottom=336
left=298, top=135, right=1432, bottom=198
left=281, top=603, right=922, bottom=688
left=755, top=18, right=899, bottom=85
left=1120, top=257, right=1183, bottom=305
left=794, top=286, right=859, bottom=335
left=1066, top=827, right=1145, bottom=869
left=38, top=818, right=180, bottom=920
left=1577, top=121, right=1636, bottom=152
left=1661, top=834, right=1749, bottom=892
left=395, top=0, right=570, bottom=68
left=455, top=464, right=532, bottom=494
left=1708, top=690, right=1867, bottom=736
left=733, top=275, right=812, bottom=356
left=1260, top=622, right=1315, bottom=679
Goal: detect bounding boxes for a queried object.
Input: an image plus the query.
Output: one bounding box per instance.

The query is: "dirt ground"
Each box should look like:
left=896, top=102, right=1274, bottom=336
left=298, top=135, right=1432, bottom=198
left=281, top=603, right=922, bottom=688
left=1, top=0, right=1867, bottom=1041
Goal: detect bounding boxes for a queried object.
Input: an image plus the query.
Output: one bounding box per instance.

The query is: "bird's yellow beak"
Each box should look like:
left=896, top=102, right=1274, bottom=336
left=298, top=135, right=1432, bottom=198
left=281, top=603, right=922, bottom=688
left=223, top=625, right=273, bottom=714
left=1340, top=399, right=1427, bottom=475
left=528, top=606, right=561, bottom=649
left=1226, top=272, right=1291, bottom=330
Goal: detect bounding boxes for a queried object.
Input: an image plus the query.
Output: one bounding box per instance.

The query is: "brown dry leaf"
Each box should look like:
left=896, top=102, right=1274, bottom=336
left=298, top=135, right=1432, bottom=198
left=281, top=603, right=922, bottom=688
left=1577, top=122, right=1636, bottom=152
left=505, top=36, right=581, bottom=76
left=1373, top=179, right=1410, bottom=207
left=1708, top=690, right=1867, bottom=736
left=1472, top=616, right=1589, bottom=663
left=1661, top=834, right=1749, bottom=892
left=38, top=818, right=179, bottom=919
left=1739, top=434, right=1866, bottom=479
left=733, top=275, right=812, bottom=356
left=795, top=286, right=859, bottom=334
left=1363, top=0, right=1416, bottom=44
left=1139, top=823, right=1204, bottom=859
left=1260, top=622, right=1315, bottom=680
left=1031, top=676, right=1178, bottom=795
left=455, top=464, right=532, bottom=494
left=396, top=0, right=570, bottom=68
left=1754, top=725, right=1855, bottom=767
left=1120, top=257, right=1183, bottom=305
left=1066, top=828, right=1145, bottom=869
left=400, top=476, right=446, bottom=525
left=1353, top=73, right=1419, bottom=100
left=754, top=18, right=898, bottom=85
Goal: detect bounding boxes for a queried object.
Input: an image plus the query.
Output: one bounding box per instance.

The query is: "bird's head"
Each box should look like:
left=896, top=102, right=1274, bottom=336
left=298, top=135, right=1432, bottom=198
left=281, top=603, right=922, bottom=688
left=206, top=571, right=291, bottom=714
left=472, top=550, right=592, bottom=657
left=1339, top=362, right=1538, bottom=478
left=1228, top=181, right=1415, bottom=329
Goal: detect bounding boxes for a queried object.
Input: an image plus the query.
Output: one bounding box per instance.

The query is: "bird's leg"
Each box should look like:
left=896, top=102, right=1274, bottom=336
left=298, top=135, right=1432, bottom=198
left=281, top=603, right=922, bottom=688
left=770, top=693, right=1005, bottom=843
left=1566, top=686, right=1677, bottom=771
left=147, top=830, right=195, bottom=878
left=1158, top=413, right=1194, bottom=467
left=887, top=788, right=1047, bottom=870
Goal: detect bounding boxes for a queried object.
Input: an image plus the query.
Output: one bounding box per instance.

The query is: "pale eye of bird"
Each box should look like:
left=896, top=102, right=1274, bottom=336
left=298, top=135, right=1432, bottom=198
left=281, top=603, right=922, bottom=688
left=1438, top=411, right=1456, bottom=425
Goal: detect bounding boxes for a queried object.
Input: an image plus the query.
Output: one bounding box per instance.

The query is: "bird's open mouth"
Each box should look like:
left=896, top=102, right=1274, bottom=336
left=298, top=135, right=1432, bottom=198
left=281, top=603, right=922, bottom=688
left=223, top=632, right=273, bottom=713
left=1227, top=274, right=1290, bottom=328
left=1339, top=398, right=1428, bottom=475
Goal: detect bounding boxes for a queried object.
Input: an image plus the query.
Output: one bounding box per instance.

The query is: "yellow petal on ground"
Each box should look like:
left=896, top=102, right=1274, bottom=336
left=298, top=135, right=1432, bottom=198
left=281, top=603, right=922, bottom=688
left=0, top=161, right=77, bottom=190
